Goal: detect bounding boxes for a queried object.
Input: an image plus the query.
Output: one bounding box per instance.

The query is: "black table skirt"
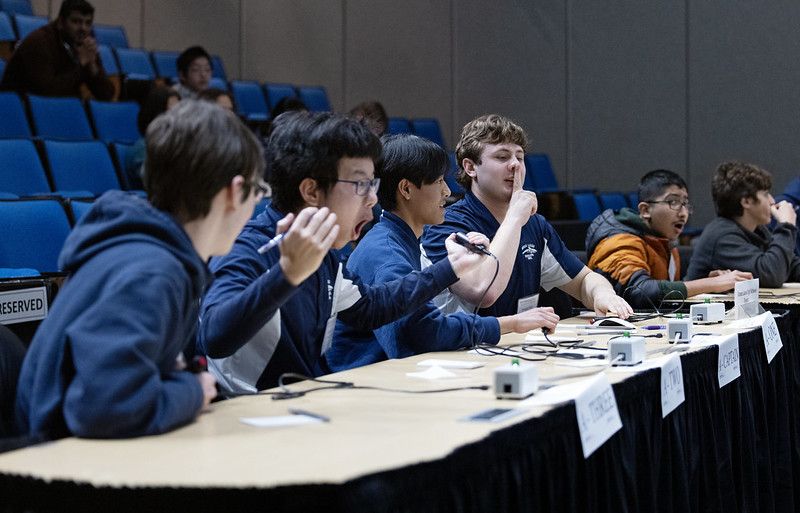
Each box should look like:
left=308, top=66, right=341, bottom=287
left=1, top=309, right=798, bottom=513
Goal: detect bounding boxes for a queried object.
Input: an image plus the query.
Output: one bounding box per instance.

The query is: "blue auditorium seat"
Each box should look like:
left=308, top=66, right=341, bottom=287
left=109, top=141, right=141, bottom=191
left=445, top=152, right=465, bottom=197
left=68, top=198, right=94, bottom=225
left=88, top=100, right=139, bottom=144
left=0, top=138, right=52, bottom=196
left=0, top=92, right=31, bottom=138
left=230, top=81, right=269, bottom=121
left=28, top=95, right=94, bottom=141
left=114, top=47, right=156, bottom=80
left=572, top=193, right=602, bottom=222
left=387, top=117, right=412, bottom=135
left=524, top=153, right=560, bottom=192
left=11, top=13, right=45, bottom=40
left=43, top=140, right=121, bottom=196
left=264, top=83, right=297, bottom=111
left=211, top=55, right=227, bottom=81
left=411, top=118, right=446, bottom=148
left=297, top=85, right=331, bottom=112
left=0, top=198, right=72, bottom=272
left=0, top=0, right=32, bottom=16
left=93, top=24, right=128, bottom=48
left=0, top=11, right=15, bottom=60
left=97, top=44, right=119, bottom=75
left=599, top=192, right=629, bottom=212
left=151, top=50, right=179, bottom=81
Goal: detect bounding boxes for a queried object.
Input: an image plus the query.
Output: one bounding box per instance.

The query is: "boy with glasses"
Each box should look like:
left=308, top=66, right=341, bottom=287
left=685, top=161, right=800, bottom=287
left=197, top=112, right=486, bottom=393
left=586, top=169, right=751, bottom=308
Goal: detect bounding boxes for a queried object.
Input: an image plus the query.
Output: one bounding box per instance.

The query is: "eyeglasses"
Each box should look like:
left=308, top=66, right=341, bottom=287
left=647, top=199, right=693, bottom=214
left=337, top=177, right=380, bottom=196
left=248, top=179, right=270, bottom=200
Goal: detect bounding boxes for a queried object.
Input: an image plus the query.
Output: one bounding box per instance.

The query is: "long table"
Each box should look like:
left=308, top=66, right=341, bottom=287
left=0, top=306, right=798, bottom=512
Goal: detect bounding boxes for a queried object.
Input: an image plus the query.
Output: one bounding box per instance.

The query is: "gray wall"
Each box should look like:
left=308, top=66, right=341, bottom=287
left=32, top=0, right=800, bottom=225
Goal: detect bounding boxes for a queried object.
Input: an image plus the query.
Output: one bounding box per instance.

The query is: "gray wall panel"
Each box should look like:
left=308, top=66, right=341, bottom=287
left=568, top=1, right=686, bottom=195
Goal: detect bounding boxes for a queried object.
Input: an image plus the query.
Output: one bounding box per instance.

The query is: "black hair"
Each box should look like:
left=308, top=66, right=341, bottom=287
left=271, top=97, right=307, bottom=119
left=198, top=87, right=236, bottom=111
left=146, top=100, right=264, bottom=222
left=267, top=111, right=382, bottom=214
left=176, top=46, right=211, bottom=75
left=58, top=0, right=93, bottom=19
left=137, top=86, right=180, bottom=135
left=637, top=169, right=688, bottom=204
left=377, top=134, right=449, bottom=211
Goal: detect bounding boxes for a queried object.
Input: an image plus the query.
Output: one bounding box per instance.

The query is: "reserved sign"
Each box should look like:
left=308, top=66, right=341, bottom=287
left=0, top=286, right=48, bottom=324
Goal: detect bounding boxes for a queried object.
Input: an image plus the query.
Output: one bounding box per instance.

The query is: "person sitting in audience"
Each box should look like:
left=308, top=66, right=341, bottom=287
left=125, top=85, right=180, bottom=189
left=349, top=100, right=388, bottom=136
left=172, top=45, right=211, bottom=100
left=15, top=100, right=264, bottom=440
left=0, top=0, right=114, bottom=100
left=686, top=161, right=800, bottom=287
left=197, top=112, right=487, bottom=393
left=586, top=169, right=751, bottom=308
left=198, top=87, right=236, bottom=111
left=328, top=134, right=560, bottom=371
left=421, top=114, right=632, bottom=323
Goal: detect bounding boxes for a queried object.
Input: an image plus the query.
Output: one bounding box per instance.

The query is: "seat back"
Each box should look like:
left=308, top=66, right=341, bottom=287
left=114, top=47, right=156, bottom=80
left=445, top=152, right=465, bottom=196
left=524, top=153, right=560, bottom=191
left=387, top=117, right=412, bottom=135
left=0, top=92, right=31, bottom=138
left=0, top=199, right=72, bottom=271
left=151, top=50, right=179, bottom=80
left=264, top=83, right=297, bottom=111
left=0, top=138, right=51, bottom=196
left=28, top=95, right=94, bottom=141
left=627, top=191, right=639, bottom=212
left=230, top=81, right=269, bottom=121
left=68, top=198, right=94, bottom=225
left=0, top=0, right=32, bottom=16
left=109, top=141, right=141, bottom=191
left=411, top=118, right=446, bottom=148
left=93, top=24, right=128, bottom=48
left=97, top=44, right=119, bottom=75
left=210, top=55, right=227, bottom=81
left=88, top=100, right=139, bottom=144
left=297, top=85, right=331, bottom=112
left=43, top=140, right=121, bottom=196
left=11, top=13, right=45, bottom=40
left=599, top=192, right=628, bottom=212
left=572, top=192, right=602, bottom=222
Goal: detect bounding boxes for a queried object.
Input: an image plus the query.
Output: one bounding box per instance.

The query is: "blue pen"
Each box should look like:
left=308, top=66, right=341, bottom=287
left=643, top=325, right=665, bottom=330
left=257, top=233, right=285, bottom=254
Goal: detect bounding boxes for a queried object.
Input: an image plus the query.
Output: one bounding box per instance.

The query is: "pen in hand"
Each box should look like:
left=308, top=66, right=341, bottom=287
left=257, top=233, right=285, bottom=254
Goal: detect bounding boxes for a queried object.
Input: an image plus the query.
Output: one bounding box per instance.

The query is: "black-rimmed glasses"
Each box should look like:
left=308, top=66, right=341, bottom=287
left=647, top=199, right=693, bottom=214
left=338, top=177, right=380, bottom=196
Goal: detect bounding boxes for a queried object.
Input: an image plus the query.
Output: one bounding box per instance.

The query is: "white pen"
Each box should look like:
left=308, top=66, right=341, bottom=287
left=257, top=233, right=285, bottom=254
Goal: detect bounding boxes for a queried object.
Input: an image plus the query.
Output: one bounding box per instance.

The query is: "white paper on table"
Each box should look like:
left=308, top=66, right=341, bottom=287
left=406, top=364, right=459, bottom=380
left=240, top=415, right=322, bottom=427
left=416, top=359, right=483, bottom=369
left=726, top=311, right=769, bottom=330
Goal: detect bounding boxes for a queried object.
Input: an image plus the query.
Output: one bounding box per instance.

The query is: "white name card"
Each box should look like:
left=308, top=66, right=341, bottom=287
left=761, top=311, right=783, bottom=363
left=574, top=373, right=622, bottom=458
left=659, top=353, right=685, bottom=418
left=715, top=334, right=741, bottom=388
left=734, top=278, right=760, bottom=320
left=0, top=287, right=48, bottom=325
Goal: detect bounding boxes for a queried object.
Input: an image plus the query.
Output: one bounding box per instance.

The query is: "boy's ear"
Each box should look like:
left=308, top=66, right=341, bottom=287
left=638, top=201, right=651, bottom=219
left=298, top=177, right=322, bottom=207
left=398, top=178, right=412, bottom=201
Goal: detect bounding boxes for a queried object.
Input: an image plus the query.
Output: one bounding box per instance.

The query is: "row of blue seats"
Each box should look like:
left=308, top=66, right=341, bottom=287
left=0, top=92, right=139, bottom=143
left=0, top=10, right=131, bottom=51
left=0, top=137, right=138, bottom=197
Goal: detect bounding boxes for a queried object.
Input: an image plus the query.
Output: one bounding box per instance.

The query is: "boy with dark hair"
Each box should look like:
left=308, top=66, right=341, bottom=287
left=587, top=169, right=751, bottom=307
left=422, top=114, right=632, bottom=321
left=172, top=45, right=212, bottom=99
left=1, top=0, right=114, bottom=99
left=328, top=134, right=560, bottom=371
left=686, top=161, right=800, bottom=287
left=15, top=100, right=265, bottom=439
left=198, top=112, right=486, bottom=392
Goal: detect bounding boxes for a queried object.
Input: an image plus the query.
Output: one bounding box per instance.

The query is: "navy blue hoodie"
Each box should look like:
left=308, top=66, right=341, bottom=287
left=15, top=191, right=210, bottom=439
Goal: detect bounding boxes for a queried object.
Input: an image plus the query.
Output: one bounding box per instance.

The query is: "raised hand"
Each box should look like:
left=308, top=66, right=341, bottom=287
left=277, top=207, right=340, bottom=285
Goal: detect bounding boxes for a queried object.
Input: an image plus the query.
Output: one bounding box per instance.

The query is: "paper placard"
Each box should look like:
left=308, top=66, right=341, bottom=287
left=734, top=278, right=760, bottom=319
left=761, top=312, right=783, bottom=363
left=715, top=334, right=741, bottom=388
left=574, top=373, right=622, bottom=458
left=0, top=286, right=48, bottom=325
left=659, top=353, right=685, bottom=418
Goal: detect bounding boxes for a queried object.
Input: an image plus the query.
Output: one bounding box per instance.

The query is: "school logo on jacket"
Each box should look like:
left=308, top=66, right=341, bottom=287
left=327, top=280, right=334, bottom=301
left=521, top=243, right=538, bottom=260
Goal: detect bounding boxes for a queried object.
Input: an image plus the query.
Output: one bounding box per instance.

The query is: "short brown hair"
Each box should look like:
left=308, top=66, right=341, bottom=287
left=454, top=114, right=527, bottom=191
left=711, top=161, right=772, bottom=219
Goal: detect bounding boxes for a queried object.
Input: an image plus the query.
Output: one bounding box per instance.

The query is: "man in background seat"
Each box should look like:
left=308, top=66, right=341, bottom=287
left=1, top=0, right=114, bottom=100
